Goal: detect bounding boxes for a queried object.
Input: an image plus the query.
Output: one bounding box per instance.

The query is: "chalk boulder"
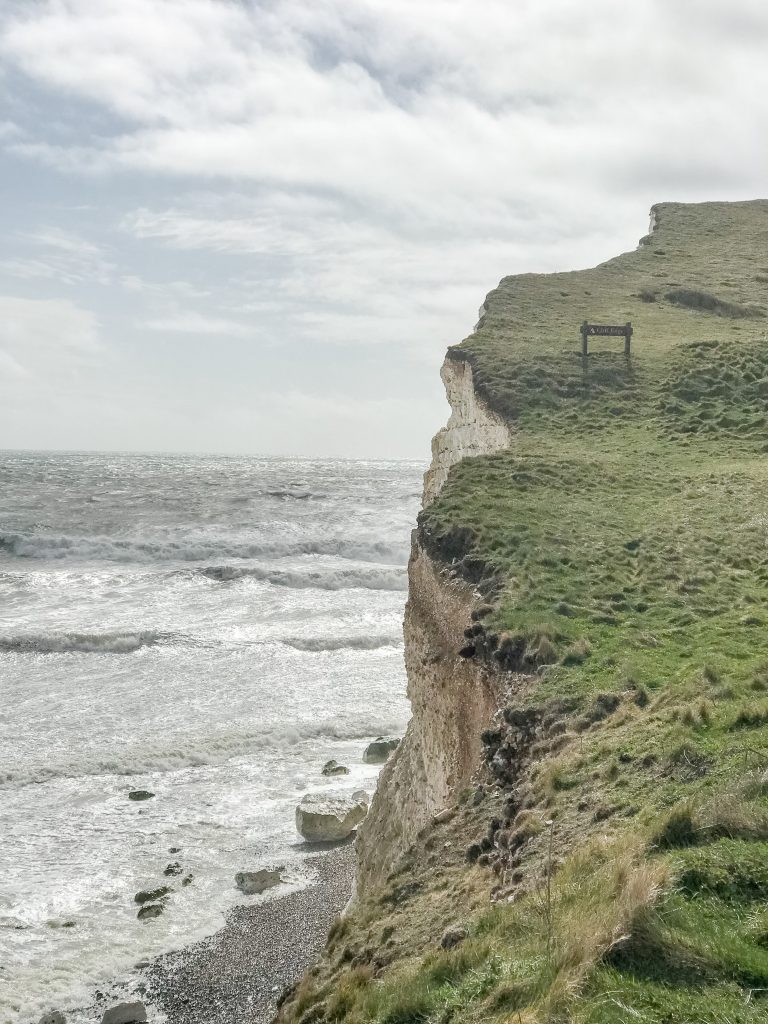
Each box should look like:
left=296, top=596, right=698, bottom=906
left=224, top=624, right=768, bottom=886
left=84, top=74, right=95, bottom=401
left=295, top=795, right=368, bottom=842
left=362, top=737, right=400, bottom=764
left=136, top=902, right=164, bottom=921
left=39, top=1013, right=65, bottom=1024
left=101, top=1002, right=147, bottom=1024
left=235, top=867, right=284, bottom=895
left=321, top=759, right=350, bottom=776
left=134, top=886, right=172, bottom=905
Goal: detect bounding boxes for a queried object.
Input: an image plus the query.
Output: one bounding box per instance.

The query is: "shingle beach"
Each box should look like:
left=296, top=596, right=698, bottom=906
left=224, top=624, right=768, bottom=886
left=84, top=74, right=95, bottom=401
left=143, top=844, right=355, bottom=1024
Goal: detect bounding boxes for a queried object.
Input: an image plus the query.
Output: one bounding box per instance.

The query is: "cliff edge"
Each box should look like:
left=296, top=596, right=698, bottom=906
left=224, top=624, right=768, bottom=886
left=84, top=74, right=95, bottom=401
left=421, top=355, right=512, bottom=507
left=356, top=349, right=512, bottom=890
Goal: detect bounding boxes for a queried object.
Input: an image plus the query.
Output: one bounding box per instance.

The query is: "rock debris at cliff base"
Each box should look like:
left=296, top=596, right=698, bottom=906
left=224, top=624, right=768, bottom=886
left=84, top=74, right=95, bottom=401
left=143, top=845, right=355, bottom=1024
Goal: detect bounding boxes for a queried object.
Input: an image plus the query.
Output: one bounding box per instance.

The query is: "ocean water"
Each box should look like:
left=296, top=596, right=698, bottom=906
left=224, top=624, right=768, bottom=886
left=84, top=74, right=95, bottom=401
left=0, top=452, right=422, bottom=1023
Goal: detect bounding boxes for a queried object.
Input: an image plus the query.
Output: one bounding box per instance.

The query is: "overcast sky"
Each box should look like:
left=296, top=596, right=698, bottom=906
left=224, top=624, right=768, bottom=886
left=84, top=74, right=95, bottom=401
left=1, top=0, right=767, bottom=457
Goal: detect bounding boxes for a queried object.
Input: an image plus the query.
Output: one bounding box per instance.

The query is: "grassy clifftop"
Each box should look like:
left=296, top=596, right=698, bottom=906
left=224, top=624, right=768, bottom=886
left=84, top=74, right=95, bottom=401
left=454, top=199, right=768, bottom=429
left=281, top=201, right=768, bottom=1024
left=420, top=200, right=768, bottom=1021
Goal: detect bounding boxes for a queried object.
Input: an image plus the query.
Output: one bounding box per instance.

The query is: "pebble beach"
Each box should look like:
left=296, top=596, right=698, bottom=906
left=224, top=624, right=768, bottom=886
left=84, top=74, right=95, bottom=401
left=142, top=844, right=357, bottom=1024
left=68, top=845, right=357, bottom=1024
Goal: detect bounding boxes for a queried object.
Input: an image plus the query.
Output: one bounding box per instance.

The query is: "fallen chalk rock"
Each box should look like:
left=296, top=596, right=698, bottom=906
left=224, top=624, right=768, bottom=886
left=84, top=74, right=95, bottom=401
left=101, top=1002, right=147, bottom=1024
left=362, top=737, right=400, bottom=764
left=163, top=861, right=182, bottom=877
left=295, top=795, right=368, bottom=842
left=136, top=902, right=164, bottom=921
left=134, top=886, right=172, bottom=905
left=39, top=1013, right=65, bottom=1024
left=235, top=867, right=284, bottom=895
left=127, top=790, right=154, bottom=801
left=321, top=759, right=350, bottom=776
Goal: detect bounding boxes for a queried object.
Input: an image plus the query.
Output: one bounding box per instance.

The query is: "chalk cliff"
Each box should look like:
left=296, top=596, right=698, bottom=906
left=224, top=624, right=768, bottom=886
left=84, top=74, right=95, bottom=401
left=355, top=541, right=500, bottom=889
left=356, top=349, right=512, bottom=890
left=421, top=355, right=512, bottom=507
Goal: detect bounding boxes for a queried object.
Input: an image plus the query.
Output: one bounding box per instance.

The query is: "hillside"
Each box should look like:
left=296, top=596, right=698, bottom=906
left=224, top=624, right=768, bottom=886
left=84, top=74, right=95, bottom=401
left=277, top=200, right=768, bottom=1024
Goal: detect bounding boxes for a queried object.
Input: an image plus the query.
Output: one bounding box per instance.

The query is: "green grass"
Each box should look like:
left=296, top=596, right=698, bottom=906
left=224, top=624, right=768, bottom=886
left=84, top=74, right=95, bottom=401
left=457, top=200, right=768, bottom=429
left=288, top=805, right=768, bottom=1024
left=415, top=202, right=768, bottom=1020
left=579, top=841, right=768, bottom=1022
left=308, top=831, right=669, bottom=1024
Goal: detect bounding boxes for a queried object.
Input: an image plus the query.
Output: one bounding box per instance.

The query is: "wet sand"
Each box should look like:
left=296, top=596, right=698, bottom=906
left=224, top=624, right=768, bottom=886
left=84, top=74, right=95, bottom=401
left=141, top=843, right=355, bottom=1024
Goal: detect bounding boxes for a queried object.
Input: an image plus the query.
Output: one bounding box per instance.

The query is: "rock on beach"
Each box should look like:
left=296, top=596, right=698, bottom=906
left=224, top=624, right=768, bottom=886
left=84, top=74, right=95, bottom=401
left=295, top=794, right=368, bottom=842
left=101, top=1002, right=147, bottom=1024
left=362, top=737, right=400, bottom=764
left=137, top=903, right=164, bottom=921
left=143, top=846, right=356, bottom=1024
left=235, top=867, right=284, bottom=895
left=134, top=886, right=172, bottom=905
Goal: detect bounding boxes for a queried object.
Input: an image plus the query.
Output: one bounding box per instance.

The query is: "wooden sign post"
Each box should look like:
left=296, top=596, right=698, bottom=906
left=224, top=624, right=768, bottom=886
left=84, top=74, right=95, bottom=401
left=580, top=321, right=633, bottom=358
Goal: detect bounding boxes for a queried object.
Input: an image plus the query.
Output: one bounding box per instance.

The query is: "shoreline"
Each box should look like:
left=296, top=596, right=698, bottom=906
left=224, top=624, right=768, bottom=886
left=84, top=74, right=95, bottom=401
left=138, top=842, right=356, bottom=1024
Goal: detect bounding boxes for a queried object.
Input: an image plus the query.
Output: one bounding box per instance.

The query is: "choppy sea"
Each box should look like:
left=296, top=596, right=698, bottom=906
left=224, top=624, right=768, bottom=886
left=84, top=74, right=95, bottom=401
left=0, top=452, right=422, bottom=1023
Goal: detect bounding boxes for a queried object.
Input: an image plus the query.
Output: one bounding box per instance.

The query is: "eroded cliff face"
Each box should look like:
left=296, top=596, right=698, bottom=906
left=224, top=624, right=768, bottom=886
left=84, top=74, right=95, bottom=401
left=356, top=542, right=500, bottom=890
left=356, top=355, right=512, bottom=892
left=422, top=355, right=513, bottom=507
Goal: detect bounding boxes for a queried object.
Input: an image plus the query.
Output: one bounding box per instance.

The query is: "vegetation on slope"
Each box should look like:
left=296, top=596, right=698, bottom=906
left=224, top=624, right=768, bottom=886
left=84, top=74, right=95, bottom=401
left=280, top=201, right=768, bottom=1023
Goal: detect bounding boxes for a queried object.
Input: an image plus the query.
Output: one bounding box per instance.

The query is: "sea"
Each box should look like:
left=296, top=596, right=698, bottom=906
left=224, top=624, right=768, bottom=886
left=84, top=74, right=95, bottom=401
left=0, top=452, right=423, bottom=1023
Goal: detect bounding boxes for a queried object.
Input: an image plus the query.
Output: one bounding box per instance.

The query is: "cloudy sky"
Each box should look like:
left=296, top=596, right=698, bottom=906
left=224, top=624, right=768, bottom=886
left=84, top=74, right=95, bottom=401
left=1, top=0, right=767, bottom=457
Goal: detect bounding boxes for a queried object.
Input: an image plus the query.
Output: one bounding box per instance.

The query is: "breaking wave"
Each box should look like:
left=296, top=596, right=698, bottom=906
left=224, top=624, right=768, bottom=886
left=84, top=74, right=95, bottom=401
left=0, top=717, right=407, bottom=789
left=264, top=489, right=328, bottom=500
left=0, top=630, right=401, bottom=655
left=0, top=630, right=184, bottom=655
left=0, top=532, right=409, bottom=566
left=196, top=564, right=407, bottom=591
left=278, top=634, right=402, bottom=652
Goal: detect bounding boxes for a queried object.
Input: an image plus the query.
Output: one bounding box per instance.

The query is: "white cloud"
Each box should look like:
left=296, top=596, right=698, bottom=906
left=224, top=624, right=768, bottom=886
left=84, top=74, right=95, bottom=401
left=0, top=119, right=21, bottom=140
left=141, top=311, right=251, bottom=336
left=0, top=348, right=28, bottom=378
left=0, top=296, right=104, bottom=425
left=2, top=1, right=767, bottom=196
left=2, top=0, right=768, bottom=454
left=0, top=295, right=101, bottom=356
left=6, top=2, right=768, bottom=226
left=0, top=229, right=115, bottom=285
left=24, top=228, right=104, bottom=256
left=122, top=188, right=628, bottom=356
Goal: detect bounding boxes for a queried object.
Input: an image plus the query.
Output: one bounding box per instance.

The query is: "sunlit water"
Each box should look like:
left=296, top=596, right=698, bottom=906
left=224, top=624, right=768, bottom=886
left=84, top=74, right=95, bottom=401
left=0, top=453, right=422, bottom=1023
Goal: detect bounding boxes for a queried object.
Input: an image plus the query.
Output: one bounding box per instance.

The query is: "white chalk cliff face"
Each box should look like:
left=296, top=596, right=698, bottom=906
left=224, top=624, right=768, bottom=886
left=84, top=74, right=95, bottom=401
left=422, top=356, right=513, bottom=506
left=356, top=354, right=512, bottom=892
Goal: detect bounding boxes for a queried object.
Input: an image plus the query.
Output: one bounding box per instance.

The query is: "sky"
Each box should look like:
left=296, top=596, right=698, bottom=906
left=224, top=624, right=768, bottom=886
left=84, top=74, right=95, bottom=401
left=1, top=1, right=768, bottom=458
